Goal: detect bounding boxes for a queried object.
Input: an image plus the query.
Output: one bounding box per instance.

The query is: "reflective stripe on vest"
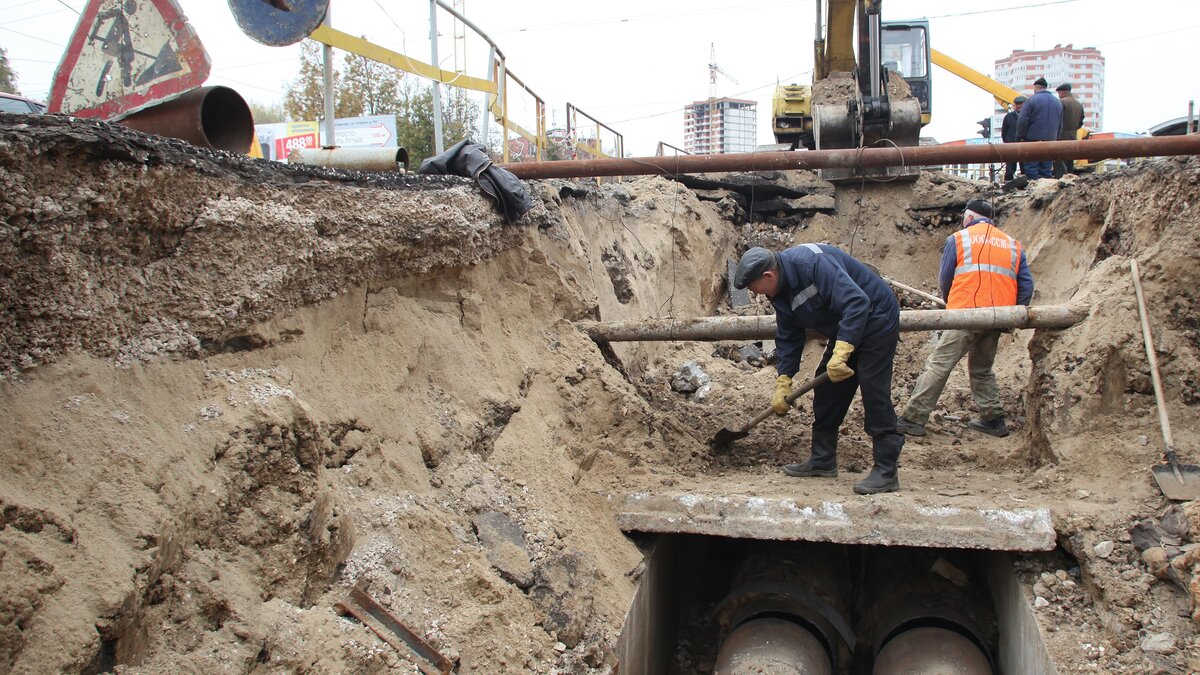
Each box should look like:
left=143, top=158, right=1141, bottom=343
left=947, top=222, right=1020, bottom=309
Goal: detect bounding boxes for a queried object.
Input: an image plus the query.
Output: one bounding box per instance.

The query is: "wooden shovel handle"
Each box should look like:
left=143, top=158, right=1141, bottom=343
left=743, top=372, right=832, bottom=432
left=1130, top=260, right=1176, bottom=452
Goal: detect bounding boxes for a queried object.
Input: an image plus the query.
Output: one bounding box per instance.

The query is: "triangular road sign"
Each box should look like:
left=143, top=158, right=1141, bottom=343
left=48, top=0, right=211, bottom=119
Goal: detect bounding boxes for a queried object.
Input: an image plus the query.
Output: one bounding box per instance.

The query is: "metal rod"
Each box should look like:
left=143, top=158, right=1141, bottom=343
left=322, top=7, right=335, bottom=148
left=501, top=135, right=1200, bottom=179
left=429, top=0, right=445, bottom=155
left=882, top=276, right=945, bottom=307
left=575, top=305, right=1086, bottom=342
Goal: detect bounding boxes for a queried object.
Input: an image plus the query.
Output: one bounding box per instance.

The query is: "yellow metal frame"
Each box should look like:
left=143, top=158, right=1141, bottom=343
left=310, top=25, right=495, bottom=95
left=310, top=23, right=549, bottom=162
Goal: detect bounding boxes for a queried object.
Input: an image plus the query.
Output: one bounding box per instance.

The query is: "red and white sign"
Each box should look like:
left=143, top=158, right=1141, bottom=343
left=48, top=0, right=211, bottom=119
left=275, top=132, right=319, bottom=159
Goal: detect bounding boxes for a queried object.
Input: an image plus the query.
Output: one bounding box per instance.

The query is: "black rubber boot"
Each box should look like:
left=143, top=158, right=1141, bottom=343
left=854, top=435, right=903, bottom=494
left=783, top=430, right=838, bottom=477
left=967, top=416, right=1009, bottom=438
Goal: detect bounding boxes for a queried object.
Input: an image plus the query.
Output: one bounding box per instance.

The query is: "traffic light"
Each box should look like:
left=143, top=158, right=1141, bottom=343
left=977, top=118, right=992, bottom=138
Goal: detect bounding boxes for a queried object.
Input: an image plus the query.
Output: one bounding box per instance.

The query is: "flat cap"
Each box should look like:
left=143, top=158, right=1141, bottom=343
left=1014, top=95, right=1027, bottom=103
left=1033, top=77, right=1048, bottom=87
left=965, top=199, right=994, bottom=219
left=1056, top=82, right=1071, bottom=92
left=733, top=247, right=776, bottom=289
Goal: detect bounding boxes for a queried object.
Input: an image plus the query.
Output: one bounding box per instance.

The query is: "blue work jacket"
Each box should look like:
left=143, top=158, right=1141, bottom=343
left=770, top=243, right=900, bottom=377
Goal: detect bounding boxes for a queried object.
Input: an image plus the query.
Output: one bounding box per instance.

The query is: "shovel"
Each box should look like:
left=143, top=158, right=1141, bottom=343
left=1131, top=260, right=1200, bottom=500
left=710, top=372, right=830, bottom=451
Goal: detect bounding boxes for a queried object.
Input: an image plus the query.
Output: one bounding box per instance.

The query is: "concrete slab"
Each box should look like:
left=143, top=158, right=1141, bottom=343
left=613, top=490, right=1056, bottom=552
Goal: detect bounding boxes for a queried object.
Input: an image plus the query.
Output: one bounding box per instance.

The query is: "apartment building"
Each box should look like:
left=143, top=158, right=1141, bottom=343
left=683, top=98, right=757, bottom=155
left=994, top=44, right=1105, bottom=132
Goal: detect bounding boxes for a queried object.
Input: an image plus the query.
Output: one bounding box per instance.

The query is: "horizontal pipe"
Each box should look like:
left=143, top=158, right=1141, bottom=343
left=501, top=135, right=1200, bottom=179
left=290, top=146, right=410, bottom=171
left=118, top=86, right=253, bottom=153
left=874, top=627, right=992, bottom=674
left=575, top=305, right=1086, bottom=342
left=714, top=618, right=832, bottom=675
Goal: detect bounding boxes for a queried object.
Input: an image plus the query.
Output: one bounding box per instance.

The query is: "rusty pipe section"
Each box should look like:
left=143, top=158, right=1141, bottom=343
left=290, top=146, right=411, bottom=171
left=118, top=86, right=254, bottom=153
left=714, top=618, right=832, bottom=675
left=576, top=304, right=1087, bottom=343
left=501, top=135, right=1200, bottom=179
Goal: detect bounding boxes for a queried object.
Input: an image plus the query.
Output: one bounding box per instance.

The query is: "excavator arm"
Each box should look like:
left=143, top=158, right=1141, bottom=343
left=930, top=49, right=1022, bottom=108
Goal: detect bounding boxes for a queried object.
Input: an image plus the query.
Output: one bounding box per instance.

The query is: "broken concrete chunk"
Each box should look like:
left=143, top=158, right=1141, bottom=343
left=670, top=360, right=710, bottom=394
left=529, top=551, right=596, bottom=648
left=1139, top=632, right=1177, bottom=654
left=472, top=511, right=534, bottom=589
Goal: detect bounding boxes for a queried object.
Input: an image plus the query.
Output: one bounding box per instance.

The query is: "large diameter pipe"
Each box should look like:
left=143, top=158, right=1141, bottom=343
left=501, top=135, right=1200, bottom=179
left=118, top=86, right=253, bottom=153
left=576, top=304, right=1086, bottom=342
left=714, top=618, right=832, bottom=675
left=874, top=627, right=992, bottom=674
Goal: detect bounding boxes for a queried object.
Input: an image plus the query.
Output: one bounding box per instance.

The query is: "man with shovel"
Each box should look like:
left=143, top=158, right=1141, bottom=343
left=732, top=244, right=904, bottom=495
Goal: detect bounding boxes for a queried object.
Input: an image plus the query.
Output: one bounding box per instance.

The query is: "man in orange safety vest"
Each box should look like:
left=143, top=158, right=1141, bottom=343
left=896, top=199, right=1034, bottom=438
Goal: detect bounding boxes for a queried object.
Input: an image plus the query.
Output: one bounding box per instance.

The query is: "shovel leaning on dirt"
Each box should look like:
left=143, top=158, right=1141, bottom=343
left=710, top=372, right=830, bottom=451
left=1130, top=259, right=1200, bottom=500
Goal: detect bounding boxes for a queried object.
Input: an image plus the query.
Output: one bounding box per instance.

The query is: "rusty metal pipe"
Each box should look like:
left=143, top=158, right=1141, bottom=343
left=873, top=626, right=992, bottom=674
left=118, top=86, right=254, bottom=153
left=576, top=304, right=1087, bottom=343
left=501, top=135, right=1200, bottom=179
left=714, top=618, right=833, bottom=675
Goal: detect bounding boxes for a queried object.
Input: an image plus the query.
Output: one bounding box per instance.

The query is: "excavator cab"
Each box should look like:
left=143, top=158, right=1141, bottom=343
left=882, top=20, right=932, bottom=125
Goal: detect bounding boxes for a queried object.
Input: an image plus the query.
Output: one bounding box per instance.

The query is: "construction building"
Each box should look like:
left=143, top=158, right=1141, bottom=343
left=995, top=44, right=1105, bottom=131
left=683, top=97, right=757, bottom=155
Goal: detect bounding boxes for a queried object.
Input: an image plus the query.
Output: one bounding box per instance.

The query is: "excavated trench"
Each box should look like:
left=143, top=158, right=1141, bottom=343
left=2, top=113, right=1200, bottom=673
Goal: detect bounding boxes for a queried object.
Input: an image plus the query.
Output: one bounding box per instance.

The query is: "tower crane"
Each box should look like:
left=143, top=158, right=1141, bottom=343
left=708, top=43, right=738, bottom=100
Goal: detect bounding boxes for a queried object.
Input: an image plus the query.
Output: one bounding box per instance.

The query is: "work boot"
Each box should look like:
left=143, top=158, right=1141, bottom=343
left=896, top=417, right=927, bottom=437
left=854, top=435, right=903, bottom=495
left=967, top=416, right=1009, bottom=438
left=783, top=430, right=838, bottom=477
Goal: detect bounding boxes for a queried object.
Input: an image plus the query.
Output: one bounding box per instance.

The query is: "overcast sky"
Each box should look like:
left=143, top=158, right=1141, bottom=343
left=3, top=0, right=1198, bottom=156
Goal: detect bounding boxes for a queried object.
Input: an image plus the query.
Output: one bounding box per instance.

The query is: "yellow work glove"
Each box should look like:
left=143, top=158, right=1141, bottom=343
left=826, top=340, right=856, bottom=382
left=772, top=374, right=792, bottom=415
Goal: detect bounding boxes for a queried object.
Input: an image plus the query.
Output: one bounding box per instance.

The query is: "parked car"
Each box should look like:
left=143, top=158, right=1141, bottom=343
left=0, top=92, right=46, bottom=114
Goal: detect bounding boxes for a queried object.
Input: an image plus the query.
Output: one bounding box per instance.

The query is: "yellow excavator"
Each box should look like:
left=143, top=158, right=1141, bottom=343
left=772, top=1, right=931, bottom=180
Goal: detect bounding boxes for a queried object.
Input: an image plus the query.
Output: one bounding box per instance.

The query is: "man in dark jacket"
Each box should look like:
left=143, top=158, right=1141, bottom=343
left=1015, top=77, right=1062, bottom=179
left=732, top=244, right=905, bottom=495
left=1054, top=83, right=1085, bottom=178
left=1001, top=96, right=1026, bottom=182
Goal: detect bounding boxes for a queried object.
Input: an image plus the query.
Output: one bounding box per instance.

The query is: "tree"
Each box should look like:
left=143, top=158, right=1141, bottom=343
left=0, top=47, right=20, bottom=95
left=395, top=81, right=482, bottom=166
left=284, top=40, right=330, bottom=121
left=338, top=50, right=402, bottom=118
left=248, top=98, right=286, bottom=124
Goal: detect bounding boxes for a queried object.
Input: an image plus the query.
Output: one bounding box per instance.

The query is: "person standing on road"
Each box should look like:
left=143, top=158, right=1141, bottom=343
left=1054, top=83, right=1085, bottom=178
left=732, top=244, right=905, bottom=495
left=1001, top=96, right=1026, bottom=182
left=896, top=200, right=1035, bottom=439
left=1015, top=77, right=1063, bottom=180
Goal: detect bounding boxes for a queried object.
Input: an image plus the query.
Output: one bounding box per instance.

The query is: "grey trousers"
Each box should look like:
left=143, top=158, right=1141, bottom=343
left=902, top=328, right=1004, bottom=425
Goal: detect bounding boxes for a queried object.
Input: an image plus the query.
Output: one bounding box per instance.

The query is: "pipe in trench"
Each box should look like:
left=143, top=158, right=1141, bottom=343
left=117, top=86, right=254, bottom=154
left=713, top=618, right=831, bottom=675
left=873, top=627, right=992, bottom=674
left=575, top=304, right=1086, bottom=343
left=500, top=134, right=1200, bottom=179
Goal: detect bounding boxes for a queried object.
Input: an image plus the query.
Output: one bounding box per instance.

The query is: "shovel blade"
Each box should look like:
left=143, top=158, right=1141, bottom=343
left=1151, top=463, right=1200, bottom=501
left=709, top=426, right=750, bottom=452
